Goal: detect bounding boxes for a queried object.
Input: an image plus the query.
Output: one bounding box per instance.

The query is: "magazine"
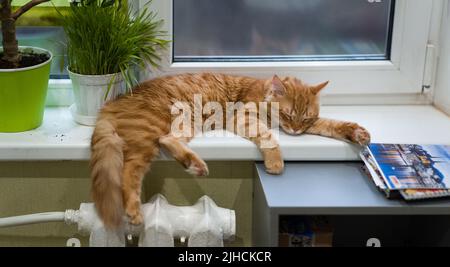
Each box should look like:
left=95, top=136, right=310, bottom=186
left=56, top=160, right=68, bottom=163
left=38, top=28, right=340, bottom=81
left=366, top=144, right=450, bottom=190
left=360, top=144, right=450, bottom=201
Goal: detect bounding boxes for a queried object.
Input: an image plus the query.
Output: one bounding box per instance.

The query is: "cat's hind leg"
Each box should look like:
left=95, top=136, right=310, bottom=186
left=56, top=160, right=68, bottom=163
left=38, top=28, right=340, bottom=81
left=121, top=138, right=160, bottom=226
left=122, top=156, right=150, bottom=225
left=159, top=135, right=209, bottom=177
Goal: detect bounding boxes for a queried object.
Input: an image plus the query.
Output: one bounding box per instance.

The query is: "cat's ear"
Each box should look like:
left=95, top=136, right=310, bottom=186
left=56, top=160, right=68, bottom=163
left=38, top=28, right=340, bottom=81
left=270, top=75, right=286, bottom=97
left=311, top=81, right=329, bottom=95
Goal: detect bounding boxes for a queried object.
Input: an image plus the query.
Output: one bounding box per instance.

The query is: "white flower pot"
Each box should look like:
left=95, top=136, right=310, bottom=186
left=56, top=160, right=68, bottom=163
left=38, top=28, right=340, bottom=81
left=68, top=69, right=126, bottom=126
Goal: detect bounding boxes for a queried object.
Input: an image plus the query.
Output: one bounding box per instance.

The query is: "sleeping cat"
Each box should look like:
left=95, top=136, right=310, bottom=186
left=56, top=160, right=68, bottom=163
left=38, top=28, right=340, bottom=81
left=90, top=73, right=370, bottom=228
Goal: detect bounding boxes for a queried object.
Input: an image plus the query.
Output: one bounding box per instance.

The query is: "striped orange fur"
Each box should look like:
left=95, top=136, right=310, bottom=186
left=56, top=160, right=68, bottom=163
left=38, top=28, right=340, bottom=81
left=90, top=73, right=370, bottom=228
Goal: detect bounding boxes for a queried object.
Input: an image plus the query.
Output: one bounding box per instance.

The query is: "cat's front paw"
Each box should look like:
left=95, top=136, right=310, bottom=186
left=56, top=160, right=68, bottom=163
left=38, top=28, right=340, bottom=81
left=265, top=159, right=284, bottom=175
left=263, top=147, right=284, bottom=175
left=349, top=124, right=371, bottom=146
left=186, top=154, right=209, bottom=177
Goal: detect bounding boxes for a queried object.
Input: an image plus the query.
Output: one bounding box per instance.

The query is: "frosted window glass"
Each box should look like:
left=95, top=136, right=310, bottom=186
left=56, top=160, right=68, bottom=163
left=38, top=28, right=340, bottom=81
left=173, top=0, right=394, bottom=62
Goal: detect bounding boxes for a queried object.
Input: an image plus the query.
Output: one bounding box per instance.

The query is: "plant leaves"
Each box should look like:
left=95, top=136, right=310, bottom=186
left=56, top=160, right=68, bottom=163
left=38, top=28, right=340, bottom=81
left=60, top=0, right=169, bottom=90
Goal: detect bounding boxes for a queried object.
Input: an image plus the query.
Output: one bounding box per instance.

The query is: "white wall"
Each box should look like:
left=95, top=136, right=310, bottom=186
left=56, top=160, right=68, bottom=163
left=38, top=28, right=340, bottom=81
left=434, top=0, right=450, bottom=115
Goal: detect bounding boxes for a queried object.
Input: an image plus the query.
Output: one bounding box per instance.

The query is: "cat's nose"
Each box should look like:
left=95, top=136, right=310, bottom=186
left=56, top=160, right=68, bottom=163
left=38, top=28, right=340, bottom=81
left=282, top=127, right=295, bottom=135
left=284, top=128, right=302, bottom=135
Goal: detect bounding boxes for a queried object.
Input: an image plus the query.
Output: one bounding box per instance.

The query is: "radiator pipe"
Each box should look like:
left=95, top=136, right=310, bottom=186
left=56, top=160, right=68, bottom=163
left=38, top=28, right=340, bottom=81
left=0, top=212, right=68, bottom=228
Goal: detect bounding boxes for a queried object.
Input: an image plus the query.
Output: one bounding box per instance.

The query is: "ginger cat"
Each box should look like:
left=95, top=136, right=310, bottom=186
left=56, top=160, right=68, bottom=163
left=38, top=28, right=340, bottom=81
left=91, top=73, right=370, bottom=228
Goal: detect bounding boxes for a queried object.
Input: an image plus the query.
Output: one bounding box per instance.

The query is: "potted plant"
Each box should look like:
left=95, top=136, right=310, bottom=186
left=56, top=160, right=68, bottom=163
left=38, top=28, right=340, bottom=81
left=61, top=0, right=168, bottom=126
left=0, top=0, right=53, bottom=132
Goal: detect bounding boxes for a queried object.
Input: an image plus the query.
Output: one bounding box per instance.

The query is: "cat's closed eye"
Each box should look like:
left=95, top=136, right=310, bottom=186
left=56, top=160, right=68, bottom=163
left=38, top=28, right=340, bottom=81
left=302, top=118, right=318, bottom=125
left=280, top=111, right=293, bottom=120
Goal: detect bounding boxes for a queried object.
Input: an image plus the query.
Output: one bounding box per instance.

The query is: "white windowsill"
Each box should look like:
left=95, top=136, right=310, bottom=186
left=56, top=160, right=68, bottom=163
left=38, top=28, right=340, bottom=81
left=0, top=105, right=449, bottom=161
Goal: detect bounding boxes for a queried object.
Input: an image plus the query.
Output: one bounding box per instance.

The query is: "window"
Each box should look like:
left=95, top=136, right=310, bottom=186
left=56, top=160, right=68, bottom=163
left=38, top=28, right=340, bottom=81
left=173, top=0, right=394, bottom=62
left=148, top=0, right=440, bottom=100
left=4, top=0, right=440, bottom=105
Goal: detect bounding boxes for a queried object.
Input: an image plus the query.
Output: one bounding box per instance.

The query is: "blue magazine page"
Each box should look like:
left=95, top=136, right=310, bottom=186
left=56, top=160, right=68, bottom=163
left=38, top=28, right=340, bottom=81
left=368, top=144, right=450, bottom=190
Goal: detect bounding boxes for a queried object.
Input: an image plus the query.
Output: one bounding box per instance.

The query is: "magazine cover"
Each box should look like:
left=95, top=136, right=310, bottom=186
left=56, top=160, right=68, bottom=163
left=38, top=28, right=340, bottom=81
left=368, top=144, right=450, bottom=190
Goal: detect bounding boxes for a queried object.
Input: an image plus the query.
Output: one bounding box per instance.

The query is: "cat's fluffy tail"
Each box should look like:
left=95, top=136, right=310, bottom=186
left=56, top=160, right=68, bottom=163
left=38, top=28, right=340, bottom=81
left=90, top=118, right=125, bottom=229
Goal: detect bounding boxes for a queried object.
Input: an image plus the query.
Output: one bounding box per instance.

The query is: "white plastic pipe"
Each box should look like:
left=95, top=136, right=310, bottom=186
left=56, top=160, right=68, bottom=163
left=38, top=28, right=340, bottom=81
left=0, top=206, right=126, bottom=247
left=0, top=212, right=66, bottom=228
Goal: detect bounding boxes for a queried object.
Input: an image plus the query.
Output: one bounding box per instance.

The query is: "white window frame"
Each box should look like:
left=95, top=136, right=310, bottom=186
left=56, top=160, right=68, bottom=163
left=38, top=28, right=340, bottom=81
left=143, top=0, right=443, bottom=104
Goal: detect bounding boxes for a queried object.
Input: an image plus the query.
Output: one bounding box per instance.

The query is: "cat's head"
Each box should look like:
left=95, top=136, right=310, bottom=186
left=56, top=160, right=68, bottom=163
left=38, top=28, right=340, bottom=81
left=265, top=75, right=328, bottom=135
